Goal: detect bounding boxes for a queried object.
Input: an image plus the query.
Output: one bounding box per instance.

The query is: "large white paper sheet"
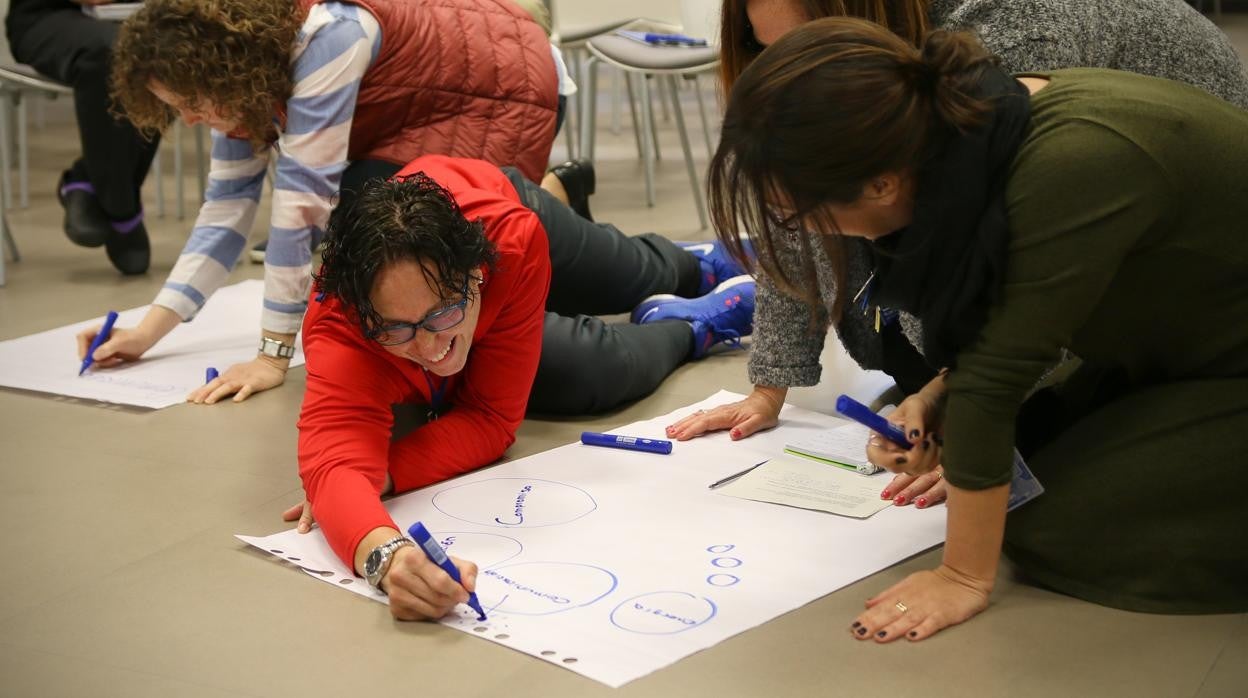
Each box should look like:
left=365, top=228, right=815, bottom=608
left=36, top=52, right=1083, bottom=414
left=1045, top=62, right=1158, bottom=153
left=238, top=391, right=945, bottom=687
left=0, top=280, right=304, bottom=409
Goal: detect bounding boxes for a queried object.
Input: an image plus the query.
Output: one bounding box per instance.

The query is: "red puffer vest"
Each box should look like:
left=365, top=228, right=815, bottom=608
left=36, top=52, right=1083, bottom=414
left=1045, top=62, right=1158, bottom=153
left=297, top=0, right=558, bottom=182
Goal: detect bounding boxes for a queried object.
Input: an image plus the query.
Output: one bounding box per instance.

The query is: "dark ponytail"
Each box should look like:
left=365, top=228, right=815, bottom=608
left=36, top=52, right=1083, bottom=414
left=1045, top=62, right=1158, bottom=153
left=709, top=17, right=996, bottom=318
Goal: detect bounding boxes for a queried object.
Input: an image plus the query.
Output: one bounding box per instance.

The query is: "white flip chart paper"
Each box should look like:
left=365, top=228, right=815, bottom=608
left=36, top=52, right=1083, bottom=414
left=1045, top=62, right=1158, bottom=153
left=0, top=280, right=304, bottom=409
left=238, top=391, right=945, bottom=687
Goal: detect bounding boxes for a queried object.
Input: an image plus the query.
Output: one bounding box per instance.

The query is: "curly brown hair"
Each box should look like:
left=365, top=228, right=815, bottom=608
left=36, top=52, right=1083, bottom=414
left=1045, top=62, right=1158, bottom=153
left=111, top=0, right=304, bottom=148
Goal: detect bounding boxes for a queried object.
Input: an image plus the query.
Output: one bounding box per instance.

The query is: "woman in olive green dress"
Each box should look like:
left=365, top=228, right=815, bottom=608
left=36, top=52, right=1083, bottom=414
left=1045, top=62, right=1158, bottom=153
left=704, top=17, right=1248, bottom=640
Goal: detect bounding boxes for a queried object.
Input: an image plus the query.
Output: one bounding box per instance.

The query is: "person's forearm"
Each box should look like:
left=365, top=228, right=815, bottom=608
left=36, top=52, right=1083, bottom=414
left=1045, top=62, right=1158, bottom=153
left=137, top=305, right=185, bottom=345
left=941, top=482, right=1010, bottom=590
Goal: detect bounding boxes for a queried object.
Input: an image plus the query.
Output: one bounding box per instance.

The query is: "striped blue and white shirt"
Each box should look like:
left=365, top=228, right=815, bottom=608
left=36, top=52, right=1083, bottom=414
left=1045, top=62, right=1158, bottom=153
left=154, top=2, right=382, bottom=335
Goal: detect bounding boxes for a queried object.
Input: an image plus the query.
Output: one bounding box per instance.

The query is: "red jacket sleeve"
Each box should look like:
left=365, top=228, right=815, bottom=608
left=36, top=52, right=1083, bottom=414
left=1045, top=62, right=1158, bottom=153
left=389, top=206, right=551, bottom=493
left=297, top=307, right=412, bottom=571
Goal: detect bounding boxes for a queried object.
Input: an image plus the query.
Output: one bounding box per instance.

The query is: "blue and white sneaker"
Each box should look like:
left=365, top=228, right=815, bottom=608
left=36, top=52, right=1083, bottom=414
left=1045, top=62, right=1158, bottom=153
left=631, top=275, right=756, bottom=359
left=677, top=239, right=755, bottom=296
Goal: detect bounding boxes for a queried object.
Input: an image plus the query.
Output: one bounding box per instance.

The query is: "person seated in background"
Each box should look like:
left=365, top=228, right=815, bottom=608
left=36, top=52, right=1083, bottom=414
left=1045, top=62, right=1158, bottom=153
left=707, top=0, right=1248, bottom=510
left=5, top=0, right=160, bottom=275
left=687, top=17, right=1248, bottom=640
left=73, top=0, right=561, bottom=403
left=287, top=155, right=755, bottom=619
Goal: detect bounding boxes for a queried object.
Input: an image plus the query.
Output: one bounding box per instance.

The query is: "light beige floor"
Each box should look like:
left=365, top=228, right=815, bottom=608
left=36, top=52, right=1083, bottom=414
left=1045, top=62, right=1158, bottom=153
left=2, top=20, right=1247, bottom=698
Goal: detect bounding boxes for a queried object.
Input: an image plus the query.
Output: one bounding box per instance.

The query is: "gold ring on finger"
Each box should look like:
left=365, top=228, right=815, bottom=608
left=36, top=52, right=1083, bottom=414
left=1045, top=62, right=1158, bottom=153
left=895, top=601, right=908, bottom=613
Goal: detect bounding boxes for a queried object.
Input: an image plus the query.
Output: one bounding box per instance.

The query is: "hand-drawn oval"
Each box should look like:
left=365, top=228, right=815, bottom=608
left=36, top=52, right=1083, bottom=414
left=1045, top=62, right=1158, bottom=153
left=706, top=544, right=735, bottom=553
left=477, top=562, right=618, bottom=615
left=428, top=531, right=524, bottom=571
left=706, top=574, right=741, bottom=587
left=610, top=592, right=718, bottom=634
left=711, top=557, right=742, bottom=568
left=432, top=478, right=597, bottom=528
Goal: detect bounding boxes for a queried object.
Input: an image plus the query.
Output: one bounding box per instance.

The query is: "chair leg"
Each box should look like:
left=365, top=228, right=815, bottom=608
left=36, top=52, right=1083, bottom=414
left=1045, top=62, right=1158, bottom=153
left=639, top=72, right=657, bottom=207
left=667, top=75, right=707, bottom=229
left=18, top=95, right=29, bottom=209
left=0, top=95, right=12, bottom=211
left=624, top=72, right=644, bottom=160
left=647, top=76, right=662, bottom=161
left=579, top=56, right=600, bottom=163
left=693, top=74, right=714, bottom=159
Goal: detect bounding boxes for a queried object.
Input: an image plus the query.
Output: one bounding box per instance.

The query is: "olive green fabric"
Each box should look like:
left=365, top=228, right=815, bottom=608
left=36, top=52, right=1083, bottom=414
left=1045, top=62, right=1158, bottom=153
left=941, top=68, right=1248, bottom=612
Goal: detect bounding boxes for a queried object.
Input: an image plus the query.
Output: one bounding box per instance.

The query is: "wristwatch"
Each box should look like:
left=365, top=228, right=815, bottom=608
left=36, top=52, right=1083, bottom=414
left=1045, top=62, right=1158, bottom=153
left=258, top=336, right=297, bottom=360
left=363, top=536, right=414, bottom=591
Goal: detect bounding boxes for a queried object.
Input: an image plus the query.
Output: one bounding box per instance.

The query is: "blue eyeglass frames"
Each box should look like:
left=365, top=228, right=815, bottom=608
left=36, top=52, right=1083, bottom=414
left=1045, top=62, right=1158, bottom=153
left=367, top=278, right=471, bottom=346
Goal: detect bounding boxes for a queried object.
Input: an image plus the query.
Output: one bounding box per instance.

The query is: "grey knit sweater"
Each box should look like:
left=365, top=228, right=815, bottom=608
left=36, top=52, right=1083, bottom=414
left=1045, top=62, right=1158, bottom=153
left=747, top=0, right=1248, bottom=389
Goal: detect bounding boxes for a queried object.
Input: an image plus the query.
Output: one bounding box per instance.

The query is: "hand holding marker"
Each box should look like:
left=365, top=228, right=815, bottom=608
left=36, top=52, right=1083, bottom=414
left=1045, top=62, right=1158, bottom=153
left=78, top=311, right=119, bottom=376
left=407, top=521, right=487, bottom=621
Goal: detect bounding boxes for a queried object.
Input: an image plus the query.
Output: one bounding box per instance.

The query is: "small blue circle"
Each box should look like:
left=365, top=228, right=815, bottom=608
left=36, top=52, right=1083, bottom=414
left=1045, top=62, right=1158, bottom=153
left=711, top=557, right=743, bottom=568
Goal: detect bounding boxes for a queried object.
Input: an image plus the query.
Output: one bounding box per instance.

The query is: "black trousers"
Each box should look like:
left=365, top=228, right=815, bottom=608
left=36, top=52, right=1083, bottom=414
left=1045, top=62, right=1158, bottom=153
left=346, top=160, right=701, bottom=415
left=6, top=3, right=159, bottom=220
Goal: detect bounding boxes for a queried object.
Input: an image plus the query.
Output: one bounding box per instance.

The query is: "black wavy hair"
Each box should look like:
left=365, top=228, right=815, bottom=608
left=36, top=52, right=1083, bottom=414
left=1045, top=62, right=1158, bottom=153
left=314, top=172, right=499, bottom=336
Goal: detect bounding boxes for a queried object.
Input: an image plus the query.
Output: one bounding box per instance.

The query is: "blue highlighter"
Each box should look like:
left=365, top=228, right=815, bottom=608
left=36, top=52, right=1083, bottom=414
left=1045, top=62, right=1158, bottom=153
left=407, top=521, right=487, bottom=621
left=834, top=394, right=913, bottom=449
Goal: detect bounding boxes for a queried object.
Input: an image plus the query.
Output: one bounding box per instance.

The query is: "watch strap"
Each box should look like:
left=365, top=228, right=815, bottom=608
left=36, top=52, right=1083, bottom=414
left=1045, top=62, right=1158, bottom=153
left=258, top=336, right=297, bottom=359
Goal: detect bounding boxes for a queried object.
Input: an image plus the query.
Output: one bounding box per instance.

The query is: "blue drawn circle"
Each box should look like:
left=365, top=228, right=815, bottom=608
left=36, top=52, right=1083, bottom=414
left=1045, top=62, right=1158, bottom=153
left=478, top=561, right=618, bottom=616
left=706, top=544, right=735, bottom=553
left=428, top=531, right=524, bottom=570
left=609, top=591, right=718, bottom=634
left=711, top=557, right=742, bottom=569
left=706, top=574, right=741, bottom=587
left=432, top=478, right=598, bottom=528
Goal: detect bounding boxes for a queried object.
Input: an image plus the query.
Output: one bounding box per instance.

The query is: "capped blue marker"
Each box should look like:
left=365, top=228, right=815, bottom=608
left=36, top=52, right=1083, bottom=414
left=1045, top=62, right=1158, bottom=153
left=407, top=521, right=487, bottom=621
left=580, top=431, right=673, bottom=455
left=205, top=367, right=219, bottom=384
left=79, top=311, right=119, bottom=376
left=834, top=394, right=912, bottom=449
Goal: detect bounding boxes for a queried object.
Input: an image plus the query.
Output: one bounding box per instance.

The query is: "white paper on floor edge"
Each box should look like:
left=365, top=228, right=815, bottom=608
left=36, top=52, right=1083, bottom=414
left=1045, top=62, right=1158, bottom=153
left=238, top=390, right=946, bottom=687
left=0, top=280, right=305, bottom=409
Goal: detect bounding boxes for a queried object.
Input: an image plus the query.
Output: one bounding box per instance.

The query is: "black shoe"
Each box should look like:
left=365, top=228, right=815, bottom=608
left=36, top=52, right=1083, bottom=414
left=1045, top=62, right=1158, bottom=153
left=105, top=216, right=150, bottom=275
left=57, top=171, right=111, bottom=248
left=250, top=239, right=267, bottom=264
left=549, top=159, right=596, bottom=221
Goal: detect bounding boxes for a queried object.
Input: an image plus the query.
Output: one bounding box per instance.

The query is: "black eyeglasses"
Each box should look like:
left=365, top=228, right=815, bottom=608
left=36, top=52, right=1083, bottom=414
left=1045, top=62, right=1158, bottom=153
left=367, top=278, right=471, bottom=346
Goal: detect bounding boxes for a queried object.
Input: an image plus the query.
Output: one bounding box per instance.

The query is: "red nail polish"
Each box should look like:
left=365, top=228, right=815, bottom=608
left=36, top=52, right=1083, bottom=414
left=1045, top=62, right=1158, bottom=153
left=730, top=429, right=741, bottom=439
left=917, top=497, right=927, bottom=508
left=881, top=490, right=892, bottom=499
left=894, top=495, right=907, bottom=505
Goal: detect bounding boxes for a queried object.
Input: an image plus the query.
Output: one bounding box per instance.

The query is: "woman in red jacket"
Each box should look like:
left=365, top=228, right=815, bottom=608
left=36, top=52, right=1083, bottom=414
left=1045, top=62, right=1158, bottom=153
left=292, top=156, right=756, bottom=619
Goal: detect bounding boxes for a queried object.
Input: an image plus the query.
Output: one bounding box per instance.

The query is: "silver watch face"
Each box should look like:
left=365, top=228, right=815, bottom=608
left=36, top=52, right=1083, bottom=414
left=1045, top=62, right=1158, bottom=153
left=364, top=547, right=386, bottom=581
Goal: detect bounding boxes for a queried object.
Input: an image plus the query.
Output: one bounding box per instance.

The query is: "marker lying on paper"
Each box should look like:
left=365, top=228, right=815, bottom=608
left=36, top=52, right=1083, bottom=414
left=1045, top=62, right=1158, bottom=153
left=79, top=310, right=119, bottom=376
left=205, top=367, right=219, bottom=384
left=834, top=394, right=912, bottom=449
left=708, top=459, right=769, bottom=489
left=580, top=431, right=673, bottom=455
left=407, top=521, right=487, bottom=621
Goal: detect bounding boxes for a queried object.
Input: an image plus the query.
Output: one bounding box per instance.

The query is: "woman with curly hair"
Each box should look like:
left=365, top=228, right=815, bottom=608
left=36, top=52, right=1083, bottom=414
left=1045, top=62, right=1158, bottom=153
left=684, top=0, right=1248, bottom=509
left=74, top=0, right=560, bottom=403
left=692, top=18, right=1248, bottom=636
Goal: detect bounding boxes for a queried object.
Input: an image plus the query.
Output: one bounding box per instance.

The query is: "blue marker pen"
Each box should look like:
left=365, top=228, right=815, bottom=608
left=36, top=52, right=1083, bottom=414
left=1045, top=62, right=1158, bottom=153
left=834, top=394, right=912, bottom=449
left=205, top=367, right=219, bottom=384
left=580, top=431, right=673, bottom=455
left=79, top=310, right=119, bottom=376
left=407, top=522, right=487, bottom=621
